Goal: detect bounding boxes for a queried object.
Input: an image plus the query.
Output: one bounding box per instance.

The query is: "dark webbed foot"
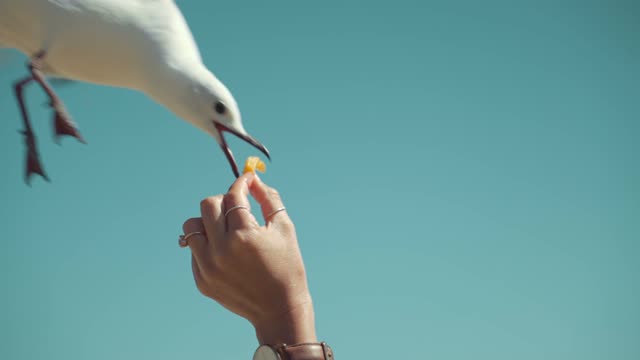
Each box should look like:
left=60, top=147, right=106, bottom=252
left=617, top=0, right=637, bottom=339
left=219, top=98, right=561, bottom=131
left=13, top=50, right=86, bottom=184
left=29, top=51, right=85, bottom=145
left=22, top=130, right=50, bottom=184
left=52, top=104, right=86, bottom=144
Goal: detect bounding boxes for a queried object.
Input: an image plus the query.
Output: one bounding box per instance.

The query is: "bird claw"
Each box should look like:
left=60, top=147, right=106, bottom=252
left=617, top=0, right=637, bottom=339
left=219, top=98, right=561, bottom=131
left=23, top=131, right=50, bottom=184
left=53, top=108, right=86, bottom=144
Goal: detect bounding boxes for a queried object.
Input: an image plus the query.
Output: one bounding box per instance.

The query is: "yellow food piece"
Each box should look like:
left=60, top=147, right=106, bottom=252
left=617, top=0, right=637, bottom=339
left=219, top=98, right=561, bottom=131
left=243, top=156, right=267, bottom=174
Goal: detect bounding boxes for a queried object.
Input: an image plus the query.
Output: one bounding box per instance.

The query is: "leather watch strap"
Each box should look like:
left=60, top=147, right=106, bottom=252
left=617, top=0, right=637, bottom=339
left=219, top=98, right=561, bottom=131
left=275, top=342, right=334, bottom=360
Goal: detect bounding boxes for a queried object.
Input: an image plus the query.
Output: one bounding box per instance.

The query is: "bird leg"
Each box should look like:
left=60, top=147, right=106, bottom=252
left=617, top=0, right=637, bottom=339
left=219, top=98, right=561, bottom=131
left=29, top=50, right=86, bottom=144
left=14, top=76, right=49, bottom=183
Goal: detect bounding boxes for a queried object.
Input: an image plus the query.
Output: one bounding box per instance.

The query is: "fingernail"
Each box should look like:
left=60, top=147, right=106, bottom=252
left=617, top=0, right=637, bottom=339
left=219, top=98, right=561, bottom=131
left=243, top=171, right=255, bottom=183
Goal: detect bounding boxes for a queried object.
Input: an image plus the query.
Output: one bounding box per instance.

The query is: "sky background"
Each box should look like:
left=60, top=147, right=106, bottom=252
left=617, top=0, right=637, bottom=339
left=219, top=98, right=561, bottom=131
left=1, top=0, right=639, bottom=359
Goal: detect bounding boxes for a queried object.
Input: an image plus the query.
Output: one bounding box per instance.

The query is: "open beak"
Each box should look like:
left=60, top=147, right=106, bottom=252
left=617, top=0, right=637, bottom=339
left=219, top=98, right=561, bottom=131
left=214, top=123, right=270, bottom=178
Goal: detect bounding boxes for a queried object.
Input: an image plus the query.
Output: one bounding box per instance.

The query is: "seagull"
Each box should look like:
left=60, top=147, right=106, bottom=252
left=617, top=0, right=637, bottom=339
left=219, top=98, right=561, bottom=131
left=0, top=0, right=269, bottom=183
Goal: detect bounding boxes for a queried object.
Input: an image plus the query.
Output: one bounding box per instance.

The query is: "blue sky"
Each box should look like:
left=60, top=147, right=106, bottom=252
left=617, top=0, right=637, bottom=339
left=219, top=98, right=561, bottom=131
left=1, top=1, right=638, bottom=359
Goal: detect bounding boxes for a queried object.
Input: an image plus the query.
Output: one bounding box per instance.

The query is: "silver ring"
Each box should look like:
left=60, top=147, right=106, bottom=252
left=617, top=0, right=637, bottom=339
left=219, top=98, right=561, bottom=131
left=224, top=205, right=249, bottom=218
left=179, top=231, right=204, bottom=247
left=266, top=207, right=287, bottom=219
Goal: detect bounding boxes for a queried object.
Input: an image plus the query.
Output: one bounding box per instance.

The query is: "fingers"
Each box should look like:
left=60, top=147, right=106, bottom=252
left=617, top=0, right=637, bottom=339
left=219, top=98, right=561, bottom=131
left=223, top=173, right=258, bottom=231
left=200, top=195, right=225, bottom=241
left=182, top=217, right=208, bottom=265
left=249, top=174, right=292, bottom=226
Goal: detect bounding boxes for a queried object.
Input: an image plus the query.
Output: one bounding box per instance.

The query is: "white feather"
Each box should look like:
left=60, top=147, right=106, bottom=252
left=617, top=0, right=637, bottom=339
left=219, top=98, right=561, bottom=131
left=0, top=0, right=247, bottom=143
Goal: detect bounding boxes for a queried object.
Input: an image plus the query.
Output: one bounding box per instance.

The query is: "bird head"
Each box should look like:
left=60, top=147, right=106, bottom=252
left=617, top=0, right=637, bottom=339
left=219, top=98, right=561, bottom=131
left=176, top=71, right=270, bottom=178
left=208, top=87, right=270, bottom=178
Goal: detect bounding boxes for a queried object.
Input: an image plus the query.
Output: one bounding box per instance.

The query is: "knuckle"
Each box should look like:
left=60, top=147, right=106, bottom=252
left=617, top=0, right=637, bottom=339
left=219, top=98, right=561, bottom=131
left=229, top=229, right=259, bottom=248
left=200, top=196, right=222, bottom=213
left=267, top=187, right=281, bottom=200
left=224, top=192, right=245, bottom=207
left=279, top=220, right=296, bottom=236
left=282, top=219, right=296, bottom=231
left=195, top=279, right=215, bottom=298
left=182, top=217, right=200, bottom=233
left=228, top=228, right=250, bottom=242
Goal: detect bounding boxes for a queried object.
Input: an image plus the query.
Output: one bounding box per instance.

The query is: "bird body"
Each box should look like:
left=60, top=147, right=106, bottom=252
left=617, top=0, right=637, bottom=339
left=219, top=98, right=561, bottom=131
left=0, top=0, right=197, bottom=90
left=0, top=0, right=269, bottom=182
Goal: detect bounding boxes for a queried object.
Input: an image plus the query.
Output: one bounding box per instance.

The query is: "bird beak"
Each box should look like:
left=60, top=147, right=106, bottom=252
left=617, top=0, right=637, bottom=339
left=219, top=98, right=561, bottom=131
left=214, top=123, right=270, bottom=178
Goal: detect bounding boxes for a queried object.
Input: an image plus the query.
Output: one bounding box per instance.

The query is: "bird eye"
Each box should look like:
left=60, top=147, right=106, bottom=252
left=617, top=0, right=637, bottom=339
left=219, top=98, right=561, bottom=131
left=214, top=101, right=227, bottom=115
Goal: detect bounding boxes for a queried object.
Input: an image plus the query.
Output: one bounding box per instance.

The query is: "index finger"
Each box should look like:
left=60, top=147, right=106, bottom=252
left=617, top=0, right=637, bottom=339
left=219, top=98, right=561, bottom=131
left=223, top=172, right=259, bottom=231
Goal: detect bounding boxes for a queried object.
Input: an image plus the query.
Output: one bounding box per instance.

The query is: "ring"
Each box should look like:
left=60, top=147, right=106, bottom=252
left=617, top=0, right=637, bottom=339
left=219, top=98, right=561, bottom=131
left=179, top=231, right=204, bottom=247
left=224, top=205, right=249, bottom=218
left=266, top=207, right=287, bottom=219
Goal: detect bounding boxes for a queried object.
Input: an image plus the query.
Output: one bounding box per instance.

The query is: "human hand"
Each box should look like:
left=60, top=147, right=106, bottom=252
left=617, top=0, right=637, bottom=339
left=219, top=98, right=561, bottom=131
left=181, top=173, right=317, bottom=345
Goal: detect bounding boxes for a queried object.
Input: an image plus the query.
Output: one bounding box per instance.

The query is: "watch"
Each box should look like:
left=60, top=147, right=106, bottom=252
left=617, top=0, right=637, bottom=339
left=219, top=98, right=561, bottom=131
left=253, top=342, right=334, bottom=360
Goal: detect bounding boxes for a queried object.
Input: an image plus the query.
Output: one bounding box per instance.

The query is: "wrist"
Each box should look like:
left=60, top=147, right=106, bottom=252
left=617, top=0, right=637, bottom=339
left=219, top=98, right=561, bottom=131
left=253, top=296, right=317, bottom=345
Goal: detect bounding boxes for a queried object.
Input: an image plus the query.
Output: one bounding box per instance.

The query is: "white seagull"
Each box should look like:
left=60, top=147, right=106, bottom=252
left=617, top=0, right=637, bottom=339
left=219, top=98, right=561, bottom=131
left=0, top=0, right=269, bottom=183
